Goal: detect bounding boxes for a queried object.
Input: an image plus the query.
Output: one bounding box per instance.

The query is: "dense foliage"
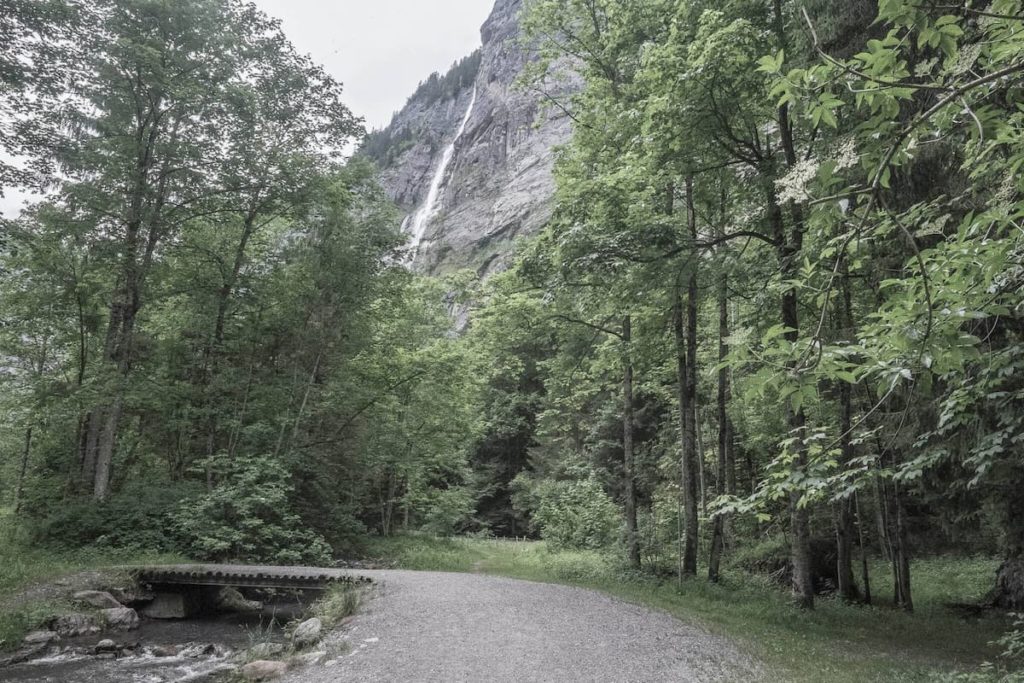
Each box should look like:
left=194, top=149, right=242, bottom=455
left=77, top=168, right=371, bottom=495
left=0, top=0, right=482, bottom=563
left=453, top=0, right=1024, bottom=619
left=3, top=3, right=1024, bottom=677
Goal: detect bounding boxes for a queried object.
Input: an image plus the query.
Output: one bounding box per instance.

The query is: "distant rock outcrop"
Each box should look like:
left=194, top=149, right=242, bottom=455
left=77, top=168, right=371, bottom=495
left=362, top=0, right=578, bottom=276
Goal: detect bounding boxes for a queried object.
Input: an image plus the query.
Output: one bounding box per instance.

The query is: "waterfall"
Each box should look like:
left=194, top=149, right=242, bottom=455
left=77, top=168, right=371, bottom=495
left=406, top=86, right=478, bottom=263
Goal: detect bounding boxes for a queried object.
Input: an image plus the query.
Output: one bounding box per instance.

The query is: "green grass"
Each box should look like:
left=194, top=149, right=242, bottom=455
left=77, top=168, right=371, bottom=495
left=364, top=535, right=1013, bottom=682
left=311, top=584, right=362, bottom=629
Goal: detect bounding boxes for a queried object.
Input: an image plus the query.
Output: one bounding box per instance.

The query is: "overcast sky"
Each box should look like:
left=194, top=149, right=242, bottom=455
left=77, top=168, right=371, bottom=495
left=254, top=0, right=492, bottom=130
left=0, top=0, right=492, bottom=216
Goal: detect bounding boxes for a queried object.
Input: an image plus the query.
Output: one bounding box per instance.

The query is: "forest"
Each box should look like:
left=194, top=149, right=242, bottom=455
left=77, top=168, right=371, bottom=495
left=1, top=0, right=1023, bottom=680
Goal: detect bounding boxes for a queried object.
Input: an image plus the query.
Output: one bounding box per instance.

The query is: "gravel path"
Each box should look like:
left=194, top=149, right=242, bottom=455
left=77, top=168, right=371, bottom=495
left=290, top=570, right=762, bottom=683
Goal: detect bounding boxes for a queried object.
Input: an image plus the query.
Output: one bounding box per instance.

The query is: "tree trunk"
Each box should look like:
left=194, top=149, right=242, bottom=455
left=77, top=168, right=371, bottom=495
left=892, top=482, right=913, bottom=611
left=856, top=491, right=872, bottom=605
left=834, top=379, right=859, bottom=601
left=202, top=206, right=262, bottom=469
left=996, top=556, right=1024, bottom=610
left=834, top=499, right=859, bottom=601
left=675, top=176, right=700, bottom=577
left=993, top=489, right=1024, bottom=608
left=767, top=188, right=814, bottom=608
left=771, top=0, right=814, bottom=610
left=674, top=294, right=698, bottom=577
left=622, top=315, right=641, bottom=570
left=14, top=427, right=33, bottom=515
left=709, top=276, right=733, bottom=583
left=93, top=396, right=123, bottom=501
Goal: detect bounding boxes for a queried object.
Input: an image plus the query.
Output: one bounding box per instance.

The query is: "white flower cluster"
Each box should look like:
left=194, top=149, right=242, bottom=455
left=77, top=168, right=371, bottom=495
left=775, top=157, right=820, bottom=204
left=834, top=138, right=859, bottom=171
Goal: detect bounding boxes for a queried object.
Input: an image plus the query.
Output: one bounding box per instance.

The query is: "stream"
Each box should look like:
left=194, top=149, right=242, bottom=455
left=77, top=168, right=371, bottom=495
left=1, top=594, right=311, bottom=683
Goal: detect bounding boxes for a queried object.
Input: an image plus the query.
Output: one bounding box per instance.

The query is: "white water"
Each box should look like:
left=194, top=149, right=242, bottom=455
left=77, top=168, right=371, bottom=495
left=406, top=86, right=478, bottom=263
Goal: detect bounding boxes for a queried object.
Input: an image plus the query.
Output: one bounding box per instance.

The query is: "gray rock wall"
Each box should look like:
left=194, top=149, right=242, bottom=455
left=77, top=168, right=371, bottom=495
left=368, top=0, right=577, bottom=276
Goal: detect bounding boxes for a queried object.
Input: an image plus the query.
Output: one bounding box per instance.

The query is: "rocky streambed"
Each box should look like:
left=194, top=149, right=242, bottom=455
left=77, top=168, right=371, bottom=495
left=1, top=577, right=353, bottom=682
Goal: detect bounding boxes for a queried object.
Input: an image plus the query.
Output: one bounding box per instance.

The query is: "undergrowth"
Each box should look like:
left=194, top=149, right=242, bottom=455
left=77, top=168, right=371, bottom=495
left=0, top=509, right=185, bottom=650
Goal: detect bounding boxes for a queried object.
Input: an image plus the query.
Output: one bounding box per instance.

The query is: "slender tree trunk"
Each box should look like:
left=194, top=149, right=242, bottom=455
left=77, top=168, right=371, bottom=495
left=834, top=498, right=859, bottom=601
left=767, top=187, right=814, bottom=608
left=834, top=376, right=859, bottom=602
left=202, top=206, right=263, bottom=470
left=831, top=246, right=860, bottom=601
left=675, top=176, right=700, bottom=577
left=709, top=276, right=733, bottom=583
left=770, top=0, right=814, bottom=610
left=892, top=481, right=914, bottom=611
left=674, top=294, right=698, bottom=577
left=14, top=428, right=33, bottom=515
left=622, top=315, right=641, bottom=570
left=856, top=491, right=872, bottom=605
left=621, top=326, right=641, bottom=565
left=696, top=403, right=708, bottom=519
left=875, top=475, right=893, bottom=562
left=288, top=349, right=324, bottom=456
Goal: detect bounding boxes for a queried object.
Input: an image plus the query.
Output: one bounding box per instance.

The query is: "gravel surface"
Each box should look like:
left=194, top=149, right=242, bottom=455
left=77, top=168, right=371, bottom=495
left=289, top=570, right=763, bottom=683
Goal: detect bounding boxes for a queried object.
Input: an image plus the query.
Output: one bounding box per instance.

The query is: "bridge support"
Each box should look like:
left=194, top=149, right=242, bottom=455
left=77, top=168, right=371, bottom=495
left=140, top=588, right=204, bottom=619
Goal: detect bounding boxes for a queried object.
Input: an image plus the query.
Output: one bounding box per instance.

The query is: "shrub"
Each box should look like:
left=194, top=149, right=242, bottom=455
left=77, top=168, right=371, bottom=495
left=31, top=481, right=199, bottom=552
left=512, top=474, right=620, bottom=550
left=417, top=486, right=477, bottom=536
left=172, top=454, right=331, bottom=565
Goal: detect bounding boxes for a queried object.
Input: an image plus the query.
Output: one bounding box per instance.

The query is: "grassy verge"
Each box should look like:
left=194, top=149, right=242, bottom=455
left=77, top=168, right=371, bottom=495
left=363, top=535, right=1011, bottom=682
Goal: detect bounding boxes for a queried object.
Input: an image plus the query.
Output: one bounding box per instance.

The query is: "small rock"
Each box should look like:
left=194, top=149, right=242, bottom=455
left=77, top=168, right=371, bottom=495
left=95, top=639, right=117, bottom=652
left=180, top=643, right=218, bottom=658
left=51, top=614, right=97, bottom=637
left=291, top=650, right=326, bottom=667
left=338, top=615, right=356, bottom=628
left=248, top=642, right=285, bottom=659
left=151, top=645, right=178, bottom=658
left=23, top=630, right=59, bottom=645
left=291, top=617, right=322, bottom=648
left=101, top=607, right=140, bottom=631
left=73, top=590, right=123, bottom=609
left=241, top=660, right=288, bottom=681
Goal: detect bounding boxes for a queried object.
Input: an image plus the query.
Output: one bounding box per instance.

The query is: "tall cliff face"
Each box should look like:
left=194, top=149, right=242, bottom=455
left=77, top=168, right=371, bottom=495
left=363, top=0, right=577, bottom=276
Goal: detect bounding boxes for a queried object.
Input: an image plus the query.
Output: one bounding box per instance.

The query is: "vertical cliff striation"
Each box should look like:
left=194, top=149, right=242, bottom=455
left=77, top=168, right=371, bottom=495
left=361, top=0, right=577, bottom=276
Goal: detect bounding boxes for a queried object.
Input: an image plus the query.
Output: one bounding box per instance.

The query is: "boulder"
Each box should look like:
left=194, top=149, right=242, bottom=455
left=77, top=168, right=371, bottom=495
left=241, top=660, right=288, bottom=681
left=95, top=639, right=117, bottom=652
left=150, top=645, right=178, bottom=658
left=248, top=642, right=285, bottom=659
left=290, top=617, right=322, bottom=648
left=23, top=630, right=59, bottom=645
left=73, top=590, right=123, bottom=609
left=101, top=607, right=140, bottom=631
left=109, top=586, right=155, bottom=606
left=215, top=587, right=263, bottom=613
left=51, top=613, right=97, bottom=637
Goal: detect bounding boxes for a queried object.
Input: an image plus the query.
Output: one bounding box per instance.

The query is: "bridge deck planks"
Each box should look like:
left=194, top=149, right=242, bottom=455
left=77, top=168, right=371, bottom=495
left=130, top=564, right=372, bottom=590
